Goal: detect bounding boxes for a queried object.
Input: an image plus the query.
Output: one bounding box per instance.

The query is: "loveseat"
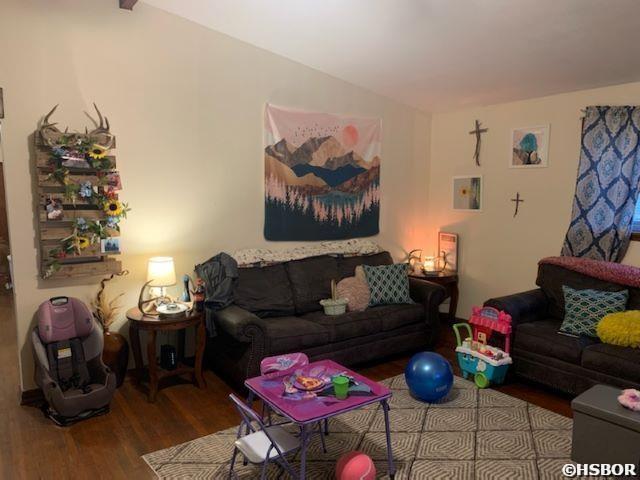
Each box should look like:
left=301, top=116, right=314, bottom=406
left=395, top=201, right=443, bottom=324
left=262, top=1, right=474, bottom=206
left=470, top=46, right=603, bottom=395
left=206, top=252, right=446, bottom=390
left=485, top=259, right=640, bottom=395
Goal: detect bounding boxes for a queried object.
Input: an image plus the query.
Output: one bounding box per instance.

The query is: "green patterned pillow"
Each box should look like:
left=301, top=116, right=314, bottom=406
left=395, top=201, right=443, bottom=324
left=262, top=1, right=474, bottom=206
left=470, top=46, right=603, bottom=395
left=363, top=264, right=413, bottom=306
left=560, top=286, right=628, bottom=337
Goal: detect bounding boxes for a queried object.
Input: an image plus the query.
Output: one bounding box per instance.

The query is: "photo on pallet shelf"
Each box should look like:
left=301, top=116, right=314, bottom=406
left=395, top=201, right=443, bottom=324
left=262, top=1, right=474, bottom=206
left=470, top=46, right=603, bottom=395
left=35, top=104, right=130, bottom=279
left=45, top=198, right=63, bottom=221
left=100, top=237, right=120, bottom=254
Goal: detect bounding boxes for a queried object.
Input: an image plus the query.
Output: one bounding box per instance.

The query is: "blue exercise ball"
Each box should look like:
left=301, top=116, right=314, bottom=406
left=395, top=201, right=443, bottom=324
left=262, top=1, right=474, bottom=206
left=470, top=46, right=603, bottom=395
left=405, top=352, right=453, bottom=402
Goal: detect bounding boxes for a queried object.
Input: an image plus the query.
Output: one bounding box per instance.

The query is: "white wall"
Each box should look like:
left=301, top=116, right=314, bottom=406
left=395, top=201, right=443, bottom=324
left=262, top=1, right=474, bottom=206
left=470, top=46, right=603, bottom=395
left=427, top=82, right=640, bottom=319
left=0, top=0, right=431, bottom=390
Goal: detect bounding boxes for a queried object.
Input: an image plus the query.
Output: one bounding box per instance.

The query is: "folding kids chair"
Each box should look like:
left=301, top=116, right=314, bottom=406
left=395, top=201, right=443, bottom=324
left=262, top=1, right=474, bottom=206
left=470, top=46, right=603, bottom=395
left=228, top=394, right=305, bottom=479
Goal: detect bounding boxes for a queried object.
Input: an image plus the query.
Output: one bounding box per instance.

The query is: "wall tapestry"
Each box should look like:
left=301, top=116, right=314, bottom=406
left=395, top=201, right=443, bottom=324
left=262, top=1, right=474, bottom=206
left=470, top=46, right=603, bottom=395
left=264, top=104, right=381, bottom=241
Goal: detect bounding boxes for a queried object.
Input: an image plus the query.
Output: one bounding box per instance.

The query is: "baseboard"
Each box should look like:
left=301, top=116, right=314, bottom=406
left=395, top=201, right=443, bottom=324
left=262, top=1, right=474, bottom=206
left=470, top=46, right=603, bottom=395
left=21, top=387, right=44, bottom=406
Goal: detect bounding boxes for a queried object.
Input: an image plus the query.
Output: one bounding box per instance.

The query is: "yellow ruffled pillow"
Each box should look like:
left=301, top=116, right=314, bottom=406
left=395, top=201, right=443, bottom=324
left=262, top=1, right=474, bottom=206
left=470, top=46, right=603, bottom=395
left=597, top=311, right=640, bottom=348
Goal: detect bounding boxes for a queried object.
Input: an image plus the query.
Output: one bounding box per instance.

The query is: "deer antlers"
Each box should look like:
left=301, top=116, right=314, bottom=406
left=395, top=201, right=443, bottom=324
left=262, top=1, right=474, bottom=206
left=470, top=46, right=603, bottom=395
left=38, top=103, right=114, bottom=150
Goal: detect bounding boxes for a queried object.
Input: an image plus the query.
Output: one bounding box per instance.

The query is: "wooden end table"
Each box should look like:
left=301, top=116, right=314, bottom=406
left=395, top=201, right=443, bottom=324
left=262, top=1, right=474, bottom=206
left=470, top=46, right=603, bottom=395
left=126, top=307, right=206, bottom=402
left=409, top=271, right=459, bottom=321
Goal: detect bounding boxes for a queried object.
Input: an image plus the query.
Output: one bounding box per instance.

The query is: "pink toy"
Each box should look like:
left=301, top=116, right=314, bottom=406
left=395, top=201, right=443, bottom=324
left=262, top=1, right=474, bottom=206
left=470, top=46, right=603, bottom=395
left=260, top=352, right=309, bottom=379
left=618, top=389, right=640, bottom=412
left=470, top=306, right=512, bottom=354
left=335, top=451, right=376, bottom=480
left=37, top=296, right=94, bottom=343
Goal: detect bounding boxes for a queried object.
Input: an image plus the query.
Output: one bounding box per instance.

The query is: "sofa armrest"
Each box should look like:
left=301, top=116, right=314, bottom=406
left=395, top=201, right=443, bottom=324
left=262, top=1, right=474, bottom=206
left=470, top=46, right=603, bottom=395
left=484, top=288, right=549, bottom=326
left=214, top=305, right=267, bottom=343
left=409, top=277, right=447, bottom=344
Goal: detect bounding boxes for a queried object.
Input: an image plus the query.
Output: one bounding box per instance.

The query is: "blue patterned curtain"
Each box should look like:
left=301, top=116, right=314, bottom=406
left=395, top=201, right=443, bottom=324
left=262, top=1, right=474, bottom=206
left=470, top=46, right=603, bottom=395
left=561, top=106, right=640, bottom=262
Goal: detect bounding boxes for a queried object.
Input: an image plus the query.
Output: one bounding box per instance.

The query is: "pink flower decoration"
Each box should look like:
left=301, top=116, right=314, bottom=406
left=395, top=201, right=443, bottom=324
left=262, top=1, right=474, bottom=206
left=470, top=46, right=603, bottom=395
left=618, top=389, right=640, bottom=412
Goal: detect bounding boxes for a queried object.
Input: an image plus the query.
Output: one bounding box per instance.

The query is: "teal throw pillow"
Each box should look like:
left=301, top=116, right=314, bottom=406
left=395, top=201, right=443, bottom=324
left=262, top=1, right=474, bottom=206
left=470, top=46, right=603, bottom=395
left=363, top=263, right=413, bottom=306
left=560, top=286, right=628, bottom=337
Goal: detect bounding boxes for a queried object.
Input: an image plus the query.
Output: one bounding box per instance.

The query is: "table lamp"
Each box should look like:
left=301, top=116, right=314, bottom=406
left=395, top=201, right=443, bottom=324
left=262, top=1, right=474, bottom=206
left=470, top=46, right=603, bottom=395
left=147, top=257, right=176, bottom=298
left=138, top=256, right=176, bottom=315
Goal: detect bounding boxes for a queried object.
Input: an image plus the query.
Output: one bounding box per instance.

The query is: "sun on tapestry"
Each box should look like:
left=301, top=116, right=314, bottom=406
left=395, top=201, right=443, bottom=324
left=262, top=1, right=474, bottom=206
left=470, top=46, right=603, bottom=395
left=264, top=104, right=381, bottom=241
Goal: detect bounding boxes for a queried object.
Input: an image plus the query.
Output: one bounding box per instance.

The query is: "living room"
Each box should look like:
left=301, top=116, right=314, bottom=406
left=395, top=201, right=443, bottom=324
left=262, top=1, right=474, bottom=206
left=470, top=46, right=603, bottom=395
left=1, top=0, right=640, bottom=478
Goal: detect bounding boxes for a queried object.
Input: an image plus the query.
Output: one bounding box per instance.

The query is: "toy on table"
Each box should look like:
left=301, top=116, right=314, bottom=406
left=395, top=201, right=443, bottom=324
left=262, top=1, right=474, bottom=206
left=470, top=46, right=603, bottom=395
left=453, top=306, right=513, bottom=388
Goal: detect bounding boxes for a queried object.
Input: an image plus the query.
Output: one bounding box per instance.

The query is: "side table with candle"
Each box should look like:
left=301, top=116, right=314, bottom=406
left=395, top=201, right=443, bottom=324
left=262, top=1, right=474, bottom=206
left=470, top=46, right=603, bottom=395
left=409, top=271, right=459, bottom=322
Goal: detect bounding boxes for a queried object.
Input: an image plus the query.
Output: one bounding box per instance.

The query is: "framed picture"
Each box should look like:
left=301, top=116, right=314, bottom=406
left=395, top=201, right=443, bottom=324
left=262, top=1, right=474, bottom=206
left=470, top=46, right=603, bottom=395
left=45, top=198, right=63, bottom=221
left=438, top=232, right=458, bottom=273
left=452, top=175, right=482, bottom=211
left=105, top=171, right=122, bottom=190
left=100, top=237, right=120, bottom=254
left=510, top=125, right=549, bottom=168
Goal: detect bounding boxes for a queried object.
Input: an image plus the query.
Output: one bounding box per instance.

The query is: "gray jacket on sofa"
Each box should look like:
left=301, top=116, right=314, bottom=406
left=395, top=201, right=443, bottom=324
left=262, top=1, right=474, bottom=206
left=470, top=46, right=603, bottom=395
left=485, top=261, right=640, bottom=395
left=206, top=251, right=446, bottom=390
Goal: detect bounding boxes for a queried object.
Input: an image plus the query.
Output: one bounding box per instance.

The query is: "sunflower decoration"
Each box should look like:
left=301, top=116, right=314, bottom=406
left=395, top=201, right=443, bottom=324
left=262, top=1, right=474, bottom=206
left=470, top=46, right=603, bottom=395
left=104, top=198, right=123, bottom=216
left=77, top=236, right=90, bottom=250
left=88, top=144, right=109, bottom=160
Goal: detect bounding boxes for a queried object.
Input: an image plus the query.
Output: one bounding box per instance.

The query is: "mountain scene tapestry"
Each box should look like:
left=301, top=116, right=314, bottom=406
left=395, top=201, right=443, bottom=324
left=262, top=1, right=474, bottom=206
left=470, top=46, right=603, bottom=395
left=264, top=104, right=381, bottom=241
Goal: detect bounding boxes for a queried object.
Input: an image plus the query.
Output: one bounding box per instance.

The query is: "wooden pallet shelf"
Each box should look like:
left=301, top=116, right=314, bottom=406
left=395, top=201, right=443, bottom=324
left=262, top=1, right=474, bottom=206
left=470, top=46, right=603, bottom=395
left=34, top=107, right=125, bottom=279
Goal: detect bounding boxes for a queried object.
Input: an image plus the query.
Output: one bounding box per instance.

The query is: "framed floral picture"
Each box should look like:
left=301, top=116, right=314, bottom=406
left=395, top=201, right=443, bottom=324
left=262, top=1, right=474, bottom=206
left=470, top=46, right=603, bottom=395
left=452, top=175, right=482, bottom=211
left=510, top=125, right=549, bottom=168
left=438, top=231, right=458, bottom=272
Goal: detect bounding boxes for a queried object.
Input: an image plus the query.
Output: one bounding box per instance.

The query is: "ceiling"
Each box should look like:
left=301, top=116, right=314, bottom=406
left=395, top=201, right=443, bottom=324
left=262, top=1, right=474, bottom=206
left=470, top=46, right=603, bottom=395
left=142, top=0, right=640, bottom=112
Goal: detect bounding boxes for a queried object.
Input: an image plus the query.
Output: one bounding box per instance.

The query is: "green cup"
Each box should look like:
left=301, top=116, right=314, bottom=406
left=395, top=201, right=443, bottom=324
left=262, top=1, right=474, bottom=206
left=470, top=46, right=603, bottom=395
left=332, top=375, right=349, bottom=400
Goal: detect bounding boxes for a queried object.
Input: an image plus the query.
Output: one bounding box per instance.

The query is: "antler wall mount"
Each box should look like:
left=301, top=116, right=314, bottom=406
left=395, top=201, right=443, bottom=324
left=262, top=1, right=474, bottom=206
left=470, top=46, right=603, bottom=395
left=35, top=104, right=129, bottom=279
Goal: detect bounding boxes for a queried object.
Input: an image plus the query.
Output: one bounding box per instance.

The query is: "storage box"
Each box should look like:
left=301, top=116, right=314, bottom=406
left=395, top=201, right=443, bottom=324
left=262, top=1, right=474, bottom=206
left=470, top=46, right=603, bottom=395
left=571, top=384, right=640, bottom=466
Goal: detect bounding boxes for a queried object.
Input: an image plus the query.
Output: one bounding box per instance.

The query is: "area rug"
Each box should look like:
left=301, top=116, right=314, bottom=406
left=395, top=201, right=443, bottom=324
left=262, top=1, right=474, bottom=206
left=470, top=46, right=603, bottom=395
left=142, top=375, right=573, bottom=479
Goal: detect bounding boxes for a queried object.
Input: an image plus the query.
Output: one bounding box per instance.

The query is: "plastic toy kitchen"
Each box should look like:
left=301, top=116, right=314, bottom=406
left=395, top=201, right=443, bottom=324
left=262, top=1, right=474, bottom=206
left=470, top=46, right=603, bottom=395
left=452, top=306, right=513, bottom=388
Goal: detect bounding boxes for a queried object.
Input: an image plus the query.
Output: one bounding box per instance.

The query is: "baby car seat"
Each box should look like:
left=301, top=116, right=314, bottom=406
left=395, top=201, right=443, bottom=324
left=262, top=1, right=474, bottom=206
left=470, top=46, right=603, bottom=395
left=31, top=296, right=116, bottom=426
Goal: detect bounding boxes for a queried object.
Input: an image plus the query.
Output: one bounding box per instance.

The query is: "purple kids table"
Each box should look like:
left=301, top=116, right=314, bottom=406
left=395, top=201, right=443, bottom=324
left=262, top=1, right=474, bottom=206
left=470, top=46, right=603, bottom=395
left=244, top=359, right=395, bottom=479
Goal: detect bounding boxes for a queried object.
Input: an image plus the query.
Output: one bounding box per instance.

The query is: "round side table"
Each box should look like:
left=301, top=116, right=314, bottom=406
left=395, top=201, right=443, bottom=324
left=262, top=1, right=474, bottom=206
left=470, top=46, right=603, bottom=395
left=126, top=307, right=206, bottom=402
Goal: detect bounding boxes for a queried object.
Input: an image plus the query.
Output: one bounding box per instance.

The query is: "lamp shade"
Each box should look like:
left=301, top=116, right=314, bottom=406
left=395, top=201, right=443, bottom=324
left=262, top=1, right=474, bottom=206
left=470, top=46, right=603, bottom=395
left=146, top=257, right=176, bottom=287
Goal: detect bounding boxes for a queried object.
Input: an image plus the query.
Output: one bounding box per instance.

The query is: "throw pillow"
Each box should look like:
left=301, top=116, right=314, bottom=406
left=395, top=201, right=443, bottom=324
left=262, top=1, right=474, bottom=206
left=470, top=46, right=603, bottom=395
left=336, top=275, right=370, bottom=312
left=560, top=286, right=628, bottom=337
left=363, top=263, right=413, bottom=306
left=597, top=311, right=640, bottom=348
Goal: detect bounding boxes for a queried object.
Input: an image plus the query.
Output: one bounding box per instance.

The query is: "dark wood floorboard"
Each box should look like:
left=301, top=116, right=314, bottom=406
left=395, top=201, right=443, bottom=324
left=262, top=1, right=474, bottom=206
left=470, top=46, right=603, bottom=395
left=1, top=300, right=571, bottom=479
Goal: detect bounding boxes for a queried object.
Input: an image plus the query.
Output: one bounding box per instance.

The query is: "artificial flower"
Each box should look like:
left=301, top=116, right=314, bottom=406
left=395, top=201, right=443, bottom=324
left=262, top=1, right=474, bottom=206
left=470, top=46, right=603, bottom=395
left=77, top=236, right=90, bottom=250
left=105, top=216, right=120, bottom=229
left=52, top=147, right=67, bottom=157
left=104, top=199, right=123, bottom=216
left=79, top=181, right=93, bottom=199
left=460, top=187, right=469, bottom=196
left=88, top=144, right=108, bottom=160
left=75, top=217, right=88, bottom=231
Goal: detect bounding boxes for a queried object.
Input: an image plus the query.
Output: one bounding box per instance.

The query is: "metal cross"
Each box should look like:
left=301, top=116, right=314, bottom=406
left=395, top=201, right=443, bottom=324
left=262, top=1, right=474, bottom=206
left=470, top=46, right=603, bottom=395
left=469, top=119, right=488, bottom=166
left=511, top=192, right=524, bottom=217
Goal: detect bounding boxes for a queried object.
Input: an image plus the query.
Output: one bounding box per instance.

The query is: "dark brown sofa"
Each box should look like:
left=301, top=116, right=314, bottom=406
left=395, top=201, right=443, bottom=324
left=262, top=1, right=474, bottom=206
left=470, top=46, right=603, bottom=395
left=206, top=252, right=446, bottom=390
left=485, top=262, right=640, bottom=395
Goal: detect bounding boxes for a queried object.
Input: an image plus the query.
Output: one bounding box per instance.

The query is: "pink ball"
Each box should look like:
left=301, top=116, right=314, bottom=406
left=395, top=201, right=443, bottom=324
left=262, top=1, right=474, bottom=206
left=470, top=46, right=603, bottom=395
left=335, top=451, right=376, bottom=480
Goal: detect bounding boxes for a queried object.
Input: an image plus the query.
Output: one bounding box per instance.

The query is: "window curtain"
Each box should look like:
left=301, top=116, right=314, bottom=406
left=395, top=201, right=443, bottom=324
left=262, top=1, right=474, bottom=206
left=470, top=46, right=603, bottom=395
left=561, top=106, right=640, bottom=262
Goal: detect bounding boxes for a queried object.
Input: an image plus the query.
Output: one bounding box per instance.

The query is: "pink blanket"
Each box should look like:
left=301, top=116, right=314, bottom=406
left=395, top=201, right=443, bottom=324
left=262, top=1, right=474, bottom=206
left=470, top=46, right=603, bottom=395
left=539, top=256, right=640, bottom=289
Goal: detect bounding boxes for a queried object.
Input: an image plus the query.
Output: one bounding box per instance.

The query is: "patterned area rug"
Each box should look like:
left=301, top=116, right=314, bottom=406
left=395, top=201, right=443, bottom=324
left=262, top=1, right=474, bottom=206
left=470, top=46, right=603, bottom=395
left=143, top=375, right=573, bottom=479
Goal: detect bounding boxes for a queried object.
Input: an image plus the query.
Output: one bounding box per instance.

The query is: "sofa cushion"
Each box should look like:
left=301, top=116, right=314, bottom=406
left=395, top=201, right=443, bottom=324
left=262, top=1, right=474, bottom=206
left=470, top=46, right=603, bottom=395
left=372, top=303, right=424, bottom=331
left=262, top=316, right=330, bottom=353
left=536, top=263, right=640, bottom=320
left=286, top=255, right=339, bottom=314
left=363, top=264, right=413, bottom=306
left=337, top=252, right=393, bottom=279
left=234, top=264, right=295, bottom=317
left=560, top=286, right=628, bottom=337
left=582, top=343, right=640, bottom=384
left=302, top=310, right=382, bottom=342
left=514, top=319, right=598, bottom=365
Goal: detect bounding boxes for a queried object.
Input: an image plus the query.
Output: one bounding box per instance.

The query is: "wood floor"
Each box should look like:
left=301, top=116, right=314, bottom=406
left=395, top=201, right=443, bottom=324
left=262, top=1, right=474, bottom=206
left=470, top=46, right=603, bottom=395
left=0, top=297, right=572, bottom=480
